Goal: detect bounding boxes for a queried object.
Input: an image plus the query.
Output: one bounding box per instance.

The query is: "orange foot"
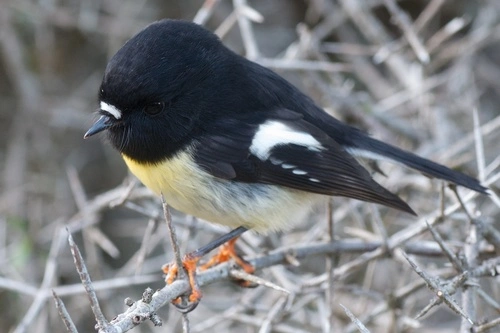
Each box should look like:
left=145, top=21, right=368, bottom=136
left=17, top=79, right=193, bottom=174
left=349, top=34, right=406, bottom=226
left=200, top=237, right=255, bottom=274
left=162, top=227, right=252, bottom=311
left=162, top=253, right=202, bottom=311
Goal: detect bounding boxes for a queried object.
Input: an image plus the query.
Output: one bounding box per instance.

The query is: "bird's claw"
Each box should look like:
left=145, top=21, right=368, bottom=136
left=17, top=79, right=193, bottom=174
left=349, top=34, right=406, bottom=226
left=162, top=254, right=202, bottom=313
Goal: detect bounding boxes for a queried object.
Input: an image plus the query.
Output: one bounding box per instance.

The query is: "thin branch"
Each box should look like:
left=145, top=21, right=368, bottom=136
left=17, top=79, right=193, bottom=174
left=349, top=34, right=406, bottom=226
left=401, top=251, right=473, bottom=325
left=67, top=231, right=112, bottom=332
left=383, top=0, right=430, bottom=63
left=340, top=304, right=370, bottom=333
left=52, top=290, right=79, bottom=333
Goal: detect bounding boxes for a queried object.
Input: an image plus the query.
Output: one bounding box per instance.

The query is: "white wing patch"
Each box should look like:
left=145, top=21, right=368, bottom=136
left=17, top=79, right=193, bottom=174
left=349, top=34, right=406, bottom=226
left=100, top=101, right=122, bottom=120
left=250, top=120, right=323, bottom=160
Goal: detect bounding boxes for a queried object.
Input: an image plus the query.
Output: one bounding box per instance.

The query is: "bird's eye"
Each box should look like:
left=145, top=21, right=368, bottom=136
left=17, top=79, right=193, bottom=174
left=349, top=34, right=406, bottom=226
left=143, top=102, right=165, bottom=115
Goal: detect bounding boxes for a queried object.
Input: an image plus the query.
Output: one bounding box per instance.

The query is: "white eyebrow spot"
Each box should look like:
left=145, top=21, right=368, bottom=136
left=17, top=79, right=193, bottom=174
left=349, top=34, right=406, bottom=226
left=100, top=101, right=122, bottom=120
left=250, top=120, right=323, bottom=160
left=309, top=178, right=320, bottom=183
left=292, top=169, right=307, bottom=175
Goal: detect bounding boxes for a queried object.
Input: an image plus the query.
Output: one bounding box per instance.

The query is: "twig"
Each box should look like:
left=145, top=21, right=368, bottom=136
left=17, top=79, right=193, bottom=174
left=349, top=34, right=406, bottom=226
left=461, top=219, right=480, bottom=332
left=340, top=304, right=370, bottom=333
left=192, top=0, right=220, bottom=25
left=325, top=199, right=337, bottom=332
left=13, top=227, right=66, bottom=333
left=162, top=194, right=183, bottom=275
left=258, top=295, right=289, bottom=333
left=232, top=0, right=260, bottom=59
left=134, top=218, right=160, bottom=275
left=413, top=0, right=446, bottom=32
left=473, top=108, right=486, bottom=182
left=425, top=221, right=464, bottom=272
left=414, top=271, right=468, bottom=320
left=383, top=0, right=430, bottom=63
left=473, top=316, right=500, bottom=333
left=67, top=230, right=112, bottom=332
left=230, top=269, right=290, bottom=295
left=52, top=290, right=79, bottom=333
left=401, top=251, right=473, bottom=325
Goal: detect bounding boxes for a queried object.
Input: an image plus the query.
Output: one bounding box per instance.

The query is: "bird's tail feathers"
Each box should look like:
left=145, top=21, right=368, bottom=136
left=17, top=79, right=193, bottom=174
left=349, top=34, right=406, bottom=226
left=346, top=137, right=488, bottom=194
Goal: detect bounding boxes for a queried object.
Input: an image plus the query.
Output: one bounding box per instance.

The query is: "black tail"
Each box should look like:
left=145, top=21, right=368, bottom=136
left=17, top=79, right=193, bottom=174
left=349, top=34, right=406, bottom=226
left=347, top=136, right=488, bottom=194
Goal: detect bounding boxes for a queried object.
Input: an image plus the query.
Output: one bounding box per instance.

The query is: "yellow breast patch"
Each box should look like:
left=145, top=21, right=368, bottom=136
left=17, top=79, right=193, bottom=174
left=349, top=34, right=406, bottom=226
left=121, top=150, right=318, bottom=233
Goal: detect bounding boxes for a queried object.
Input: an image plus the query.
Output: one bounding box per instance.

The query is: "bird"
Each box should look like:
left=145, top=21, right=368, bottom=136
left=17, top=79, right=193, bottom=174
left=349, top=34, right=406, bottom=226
left=84, top=19, right=487, bottom=306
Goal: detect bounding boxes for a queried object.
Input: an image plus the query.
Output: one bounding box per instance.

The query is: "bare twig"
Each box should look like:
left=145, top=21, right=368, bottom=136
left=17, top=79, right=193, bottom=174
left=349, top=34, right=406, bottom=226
left=67, top=231, right=111, bottom=332
left=383, top=0, right=430, bottom=63
left=232, top=0, right=261, bottom=59
left=401, top=251, right=473, bottom=325
left=340, top=304, right=370, bottom=333
left=52, top=290, right=79, bottom=333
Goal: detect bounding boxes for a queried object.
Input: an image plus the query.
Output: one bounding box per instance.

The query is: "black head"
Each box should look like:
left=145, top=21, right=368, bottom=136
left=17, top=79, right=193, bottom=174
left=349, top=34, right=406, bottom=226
left=84, top=19, right=227, bottom=163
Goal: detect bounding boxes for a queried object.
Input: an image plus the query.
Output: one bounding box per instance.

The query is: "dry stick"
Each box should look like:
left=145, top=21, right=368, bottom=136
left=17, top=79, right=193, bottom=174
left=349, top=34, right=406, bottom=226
left=474, top=317, right=500, bottom=333
left=413, top=0, right=447, bottom=32
left=109, top=177, right=138, bottom=208
left=162, top=195, right=183, bottom=277
left=52, top=290, right=79, bottom=333
left=161, top=194, right=192, bottom=330
left=182, top=314, right=191, bottom=333
left=339, top=0, right=416, bottom=90
left=333, top=199, right=469, bottom=280
left=258, top=295, right=288, bottom=333
left=13, top=227, right=66, bottom=333
left=340, top=304, right=370, bottom=333
left=373, top=0, right=446, bottom=64
left=471, top=257, right=500, bottom=278
left=452, top=182, right=481, bottom=333
left=473, top=108, right=486, bottom=183
left=414, top=271, right=469, bottom=320
left=325, top=199, right=336, bottom=333
left=461, top=226, right=479, bottom=332
left=111, top=280, right=188, bottom=330
left=426, top=17, right=470, bottom=54
left=440, top=113, right=500, bottom=164
left=401, top=251, right=473, bottom=325
left=191, top=286, right=266, bottom=332
left=53, top=274, right=160, bottom=297
left=134, top=218, right=161, bottom=275
left=345, top=278, right=431, bottom=333
left=230, top=269, right=290, bottom=295
left=67, top=166, right=114, bottom=283
left=0, top=274, right=159, bottom=299
left=214, top=10, right=238, bottom=38
left=192, top=0, right=221, bottom=25
left=232, top=0, right=260, bottom=59
left=425, top=221, right=464, bottom=272
left=383, top=0, right=430, bottom=63
left=458, top=109, right=484, bottom=331
left=476, top=288, right=500, bottom=313
left=229, top=313, right=311, bottom=333
left=67, top=231, right=112, bottom=332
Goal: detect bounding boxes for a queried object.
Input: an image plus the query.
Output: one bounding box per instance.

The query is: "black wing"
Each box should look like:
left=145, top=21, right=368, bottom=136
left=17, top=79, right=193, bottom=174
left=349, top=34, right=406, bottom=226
left=193, top=110, right=415, bottom=215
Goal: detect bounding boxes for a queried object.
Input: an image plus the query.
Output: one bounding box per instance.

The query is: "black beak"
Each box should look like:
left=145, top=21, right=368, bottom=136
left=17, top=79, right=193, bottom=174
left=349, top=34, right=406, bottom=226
left=84, top=115, right=113, bottom=139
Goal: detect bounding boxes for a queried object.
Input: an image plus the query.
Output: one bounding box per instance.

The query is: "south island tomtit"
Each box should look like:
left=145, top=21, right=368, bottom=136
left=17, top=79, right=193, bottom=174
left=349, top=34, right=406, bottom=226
left=84, top=19, right=487, bottom=303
